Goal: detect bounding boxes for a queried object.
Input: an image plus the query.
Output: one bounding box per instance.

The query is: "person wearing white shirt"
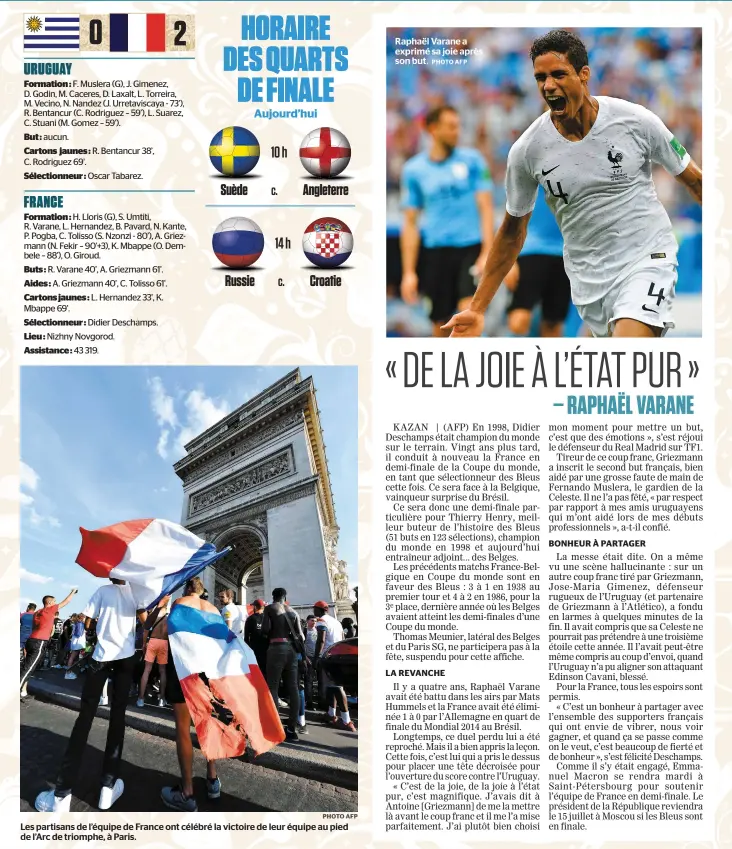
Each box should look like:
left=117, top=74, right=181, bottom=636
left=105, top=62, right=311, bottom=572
left=312, top=602, right=343, bottom=656
left=34, top=579, right=156, bottom=813
left=312, top=601, right=344, bottom=710
left=444, top=29, right=702, bottom=339
left=311, top=601, right=355, bottom=731
left=217, top=588, right=246, bottom=635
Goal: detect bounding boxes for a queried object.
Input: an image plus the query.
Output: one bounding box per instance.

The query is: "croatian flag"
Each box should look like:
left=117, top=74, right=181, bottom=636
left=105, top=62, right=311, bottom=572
left=168, top=604, right=284, bottom=758
left=75, top=518, right=230, bottom=609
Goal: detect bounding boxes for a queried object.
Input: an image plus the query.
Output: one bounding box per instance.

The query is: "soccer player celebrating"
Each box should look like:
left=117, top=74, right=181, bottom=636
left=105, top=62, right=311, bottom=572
left=400, top=105, right=494, bottom=337
left=443, top=30, right=702, bottom=339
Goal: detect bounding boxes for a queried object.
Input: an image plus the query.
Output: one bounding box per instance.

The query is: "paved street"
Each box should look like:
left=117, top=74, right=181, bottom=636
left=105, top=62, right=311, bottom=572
left=31, top=667, right=356, bottom=753
left=27, top=667, right=357, bottom=789
left=21, top=698, right=358, bottom=813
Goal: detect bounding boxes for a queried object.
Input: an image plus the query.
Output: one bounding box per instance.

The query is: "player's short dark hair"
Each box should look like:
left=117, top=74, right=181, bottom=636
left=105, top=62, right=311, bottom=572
left=272, top=587, right=287, bottom=602
left=530, top=30, right=589, bottom=73
left=42, top=595, right=54, bottom=606
left=26, top=603, right=37, bottom=611
left=425, top=105, right=458, bottom=128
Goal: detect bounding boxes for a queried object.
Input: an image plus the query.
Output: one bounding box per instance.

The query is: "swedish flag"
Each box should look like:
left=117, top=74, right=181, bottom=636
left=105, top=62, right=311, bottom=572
left=209, top=126, right=260, bottom=176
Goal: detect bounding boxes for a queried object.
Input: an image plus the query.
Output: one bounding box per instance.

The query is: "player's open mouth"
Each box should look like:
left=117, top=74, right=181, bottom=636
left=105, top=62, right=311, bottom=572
left=546, top=95, right=566, bottom=113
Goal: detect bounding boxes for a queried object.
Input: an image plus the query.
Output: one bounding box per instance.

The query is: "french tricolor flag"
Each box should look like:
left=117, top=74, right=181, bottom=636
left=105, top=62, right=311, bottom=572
left=168, top=604, right=285, bottom=758
left=110, top=13, right=166, bottom=53
left=75, top=518, right=230, bottom=609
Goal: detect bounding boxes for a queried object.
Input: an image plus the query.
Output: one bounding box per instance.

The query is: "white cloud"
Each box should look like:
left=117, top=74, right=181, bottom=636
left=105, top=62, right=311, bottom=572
left=148, top=376, right=230, bottom=462
left=28, top=507, right=61, bottom=528
left=156, top=429, right=170, bottom=460
left=175, top=389, right=231, bottom=456
left=148, top=376, right=179, bottom=459
left=0, top=475, right=33, bottom=504
left=148, top=376, right=177, bottom=426
left=20, top=567, right=53, bottom=585
left=20, top=462, right=39, bottom=493
left=187, top=389, right=231, bottom=430
left=16, top=462, right=61, bottom=527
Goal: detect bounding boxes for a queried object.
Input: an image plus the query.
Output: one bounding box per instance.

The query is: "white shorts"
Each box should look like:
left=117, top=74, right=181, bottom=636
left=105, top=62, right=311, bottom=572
left=577, top=260, right=677, bottom=338
left=70, top=635, right=86, bottom=652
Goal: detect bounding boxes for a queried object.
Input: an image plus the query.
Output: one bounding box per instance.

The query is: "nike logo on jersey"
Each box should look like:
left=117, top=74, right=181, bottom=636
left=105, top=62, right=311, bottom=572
left=541, top=166, right=560, bottom=176
left=641, top=305, right=658, bottom=313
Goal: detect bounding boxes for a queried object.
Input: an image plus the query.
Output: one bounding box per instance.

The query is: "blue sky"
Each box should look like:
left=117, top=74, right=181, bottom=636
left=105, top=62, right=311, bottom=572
left=20, top=366, right=358, bottom=611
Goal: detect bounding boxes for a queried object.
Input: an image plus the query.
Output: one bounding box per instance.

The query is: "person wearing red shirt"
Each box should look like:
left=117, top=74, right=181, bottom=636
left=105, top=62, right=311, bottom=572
left=20, top=588, right=77, bottom=700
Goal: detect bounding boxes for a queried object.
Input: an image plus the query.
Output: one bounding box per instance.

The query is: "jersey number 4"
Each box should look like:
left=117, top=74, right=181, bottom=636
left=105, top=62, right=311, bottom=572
left=643, top=282, right=666, bottom=311
left=547, top=179, right=569, bottom=205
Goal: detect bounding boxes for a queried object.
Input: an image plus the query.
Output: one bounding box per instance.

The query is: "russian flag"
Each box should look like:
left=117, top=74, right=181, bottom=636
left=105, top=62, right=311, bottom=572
left=168, top=604, right=285, bottom=758
left=75, top=518, right=231, bottom=609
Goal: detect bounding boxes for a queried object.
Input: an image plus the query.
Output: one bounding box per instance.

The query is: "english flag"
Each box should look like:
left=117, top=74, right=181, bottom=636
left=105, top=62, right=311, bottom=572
left=75, top=518, right=230, bottom=609
left=168, top=603, right=285, bottom=758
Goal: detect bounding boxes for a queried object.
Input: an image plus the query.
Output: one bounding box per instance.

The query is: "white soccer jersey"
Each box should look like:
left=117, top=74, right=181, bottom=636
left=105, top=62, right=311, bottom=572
left=221, top=602, right=246, bottom=635
left=505, top=96, right=691, bottom=304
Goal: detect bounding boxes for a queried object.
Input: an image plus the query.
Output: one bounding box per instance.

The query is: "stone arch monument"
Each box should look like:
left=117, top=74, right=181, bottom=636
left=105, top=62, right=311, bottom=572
left=173, top=369, right=349, bottom=618
left=210, top=524, right=267, bottom=606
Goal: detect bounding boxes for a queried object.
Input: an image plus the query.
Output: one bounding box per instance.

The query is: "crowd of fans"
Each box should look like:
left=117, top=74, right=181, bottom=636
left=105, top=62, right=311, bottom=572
left=21, top=588, right=358, bottom=749
left=386, top=27, right=703, bottom=336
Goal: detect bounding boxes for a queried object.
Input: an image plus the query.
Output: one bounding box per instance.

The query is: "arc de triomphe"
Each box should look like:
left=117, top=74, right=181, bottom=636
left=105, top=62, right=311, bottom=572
left=173, top=369, right=349, bottom=618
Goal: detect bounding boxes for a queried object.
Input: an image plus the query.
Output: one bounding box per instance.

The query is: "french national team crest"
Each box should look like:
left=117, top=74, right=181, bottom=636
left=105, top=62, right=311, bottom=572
left=607, top=145, right=628, bottom=181
left=302, top=218, right=353, bottom=269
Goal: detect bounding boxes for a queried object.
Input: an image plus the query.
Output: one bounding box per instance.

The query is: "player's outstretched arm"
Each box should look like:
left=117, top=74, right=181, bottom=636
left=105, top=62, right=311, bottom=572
left=474, top=190, right=495, bottom=274
left=58, top=587, right=78, bottom=609
left=400, top=208, right=421, bottom=305
left=676, top=159, right=702, bottom=205
left=442, top=211, right=530, bottom=337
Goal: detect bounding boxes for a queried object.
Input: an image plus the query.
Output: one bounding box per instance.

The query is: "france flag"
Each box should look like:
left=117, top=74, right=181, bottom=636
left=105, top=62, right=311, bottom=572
left=75, top=518, right=231, bottom=609
left=168, top=604, right=285, bottom=758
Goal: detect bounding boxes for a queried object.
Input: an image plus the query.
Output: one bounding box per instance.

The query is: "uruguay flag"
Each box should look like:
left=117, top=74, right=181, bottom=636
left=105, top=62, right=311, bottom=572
left=168, top=604, right=285, bottom=758
left=24, top=14, right=80, bottom=50
left=75, top=518, right=230, bottom=609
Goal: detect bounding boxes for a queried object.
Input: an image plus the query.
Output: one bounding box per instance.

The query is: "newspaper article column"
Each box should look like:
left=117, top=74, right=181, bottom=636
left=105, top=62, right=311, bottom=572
left=375, top=344, right=713, bottom=842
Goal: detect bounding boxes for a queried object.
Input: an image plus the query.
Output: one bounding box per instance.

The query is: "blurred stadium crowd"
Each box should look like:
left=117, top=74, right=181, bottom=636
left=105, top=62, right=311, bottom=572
left=386, top=28, right=702, bottom=337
